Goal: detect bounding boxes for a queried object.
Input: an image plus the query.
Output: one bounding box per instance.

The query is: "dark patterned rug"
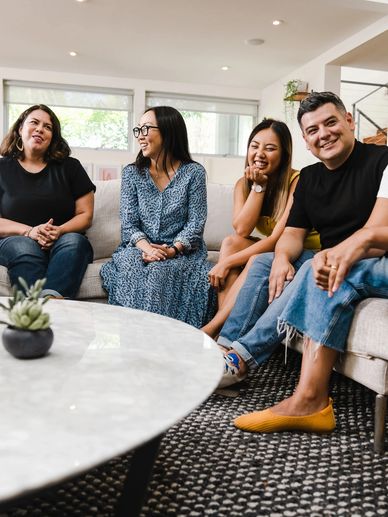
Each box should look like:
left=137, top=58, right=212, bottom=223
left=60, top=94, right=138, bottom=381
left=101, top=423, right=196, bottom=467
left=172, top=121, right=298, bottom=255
left=2, top=348, right=387, bottom=517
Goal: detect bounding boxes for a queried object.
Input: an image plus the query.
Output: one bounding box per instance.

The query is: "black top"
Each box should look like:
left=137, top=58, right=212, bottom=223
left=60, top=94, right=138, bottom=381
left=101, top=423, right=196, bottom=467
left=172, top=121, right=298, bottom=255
left=0, top=157, right=96, bottom=227
left=287, top=140, right=388, bottom=249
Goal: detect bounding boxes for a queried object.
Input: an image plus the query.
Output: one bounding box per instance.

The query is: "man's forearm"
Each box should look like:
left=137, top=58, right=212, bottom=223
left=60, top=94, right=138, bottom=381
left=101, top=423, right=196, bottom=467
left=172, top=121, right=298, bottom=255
left=362, top=226, right=388, bottom=252
left=274, top=228, right=306, bottom=262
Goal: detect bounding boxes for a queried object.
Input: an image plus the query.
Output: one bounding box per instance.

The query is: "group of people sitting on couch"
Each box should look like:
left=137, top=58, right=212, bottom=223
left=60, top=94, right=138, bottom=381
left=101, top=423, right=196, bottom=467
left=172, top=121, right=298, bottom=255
left=0, top=92, right=387, bottom=436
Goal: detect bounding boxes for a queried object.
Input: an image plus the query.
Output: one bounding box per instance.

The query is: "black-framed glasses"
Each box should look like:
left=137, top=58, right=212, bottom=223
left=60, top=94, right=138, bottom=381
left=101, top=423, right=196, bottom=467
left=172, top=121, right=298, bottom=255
left=132, top=125, right=159, bottom=138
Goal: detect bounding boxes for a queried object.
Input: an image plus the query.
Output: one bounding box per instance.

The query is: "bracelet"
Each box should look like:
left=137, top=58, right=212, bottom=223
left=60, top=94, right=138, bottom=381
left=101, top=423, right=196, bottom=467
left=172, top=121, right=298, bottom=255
left=171, top=245, right=181, bottom=257
left=23, top=227, right=32, bottom=238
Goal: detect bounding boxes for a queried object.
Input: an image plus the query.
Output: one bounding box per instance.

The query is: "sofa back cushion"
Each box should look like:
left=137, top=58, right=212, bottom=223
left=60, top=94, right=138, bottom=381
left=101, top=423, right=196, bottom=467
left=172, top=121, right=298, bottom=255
left=86, top=179, right=121, bottom=261
left=204, top=183, right=234, bottom=250
left=86, top=179, right=234, bottom=259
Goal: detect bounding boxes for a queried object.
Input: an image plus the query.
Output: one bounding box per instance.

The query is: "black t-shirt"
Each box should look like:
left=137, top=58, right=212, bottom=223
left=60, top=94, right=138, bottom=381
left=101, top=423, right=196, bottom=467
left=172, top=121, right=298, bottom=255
left=0, top=156, right=96, bottom=227
left=287, top=140, right=388, bottom=249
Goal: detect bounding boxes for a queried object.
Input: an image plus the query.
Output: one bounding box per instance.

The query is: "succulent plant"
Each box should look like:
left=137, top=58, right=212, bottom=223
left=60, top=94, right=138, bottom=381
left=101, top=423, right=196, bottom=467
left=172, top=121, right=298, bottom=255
left=0, top=278, right=51, bottom=331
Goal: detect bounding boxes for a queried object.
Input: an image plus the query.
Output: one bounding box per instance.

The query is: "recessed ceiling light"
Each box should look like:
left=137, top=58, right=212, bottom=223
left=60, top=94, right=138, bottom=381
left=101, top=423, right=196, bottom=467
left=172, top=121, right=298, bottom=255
left=221, top=66, right=230, bottom=71
left=272, top=19, right=283, bottom=26
left=76, top=0, right=88, bottom=3
left=69, top=51, right=78, bottom=57
left=245, top=38, right=265, bottom=46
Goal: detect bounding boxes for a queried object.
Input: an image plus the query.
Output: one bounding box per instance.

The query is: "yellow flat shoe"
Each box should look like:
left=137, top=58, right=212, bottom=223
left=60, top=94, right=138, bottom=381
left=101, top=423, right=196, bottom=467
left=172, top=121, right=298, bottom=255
left=234, top=398, right=336, bottom=433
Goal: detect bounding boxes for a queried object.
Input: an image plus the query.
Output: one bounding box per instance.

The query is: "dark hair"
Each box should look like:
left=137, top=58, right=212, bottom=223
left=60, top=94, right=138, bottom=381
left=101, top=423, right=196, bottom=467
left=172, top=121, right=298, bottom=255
left=0, top=104, right=71, bottom=161
left=297, top=91, right=347, bottom=126
left=135, top=106, right=193, bottom=174
left=244, top=118, right=293, bottom=221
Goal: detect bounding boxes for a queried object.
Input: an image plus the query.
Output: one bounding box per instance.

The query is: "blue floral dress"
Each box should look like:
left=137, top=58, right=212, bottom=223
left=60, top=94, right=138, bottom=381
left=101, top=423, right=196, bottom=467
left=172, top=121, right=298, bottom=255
left=100, top=162, right=216, bottom=328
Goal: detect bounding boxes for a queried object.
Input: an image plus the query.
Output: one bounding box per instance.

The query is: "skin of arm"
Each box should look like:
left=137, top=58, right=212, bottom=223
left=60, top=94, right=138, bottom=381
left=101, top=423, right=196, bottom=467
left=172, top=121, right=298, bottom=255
left=232, top=175, right=266, bottom=237
left=268, top=226, right=308, bottom=303
left=313, top=197, right=388, bottom=296
left=0, top=218, right=35, bottom=237
left=208, top=176, right=300, bottom=289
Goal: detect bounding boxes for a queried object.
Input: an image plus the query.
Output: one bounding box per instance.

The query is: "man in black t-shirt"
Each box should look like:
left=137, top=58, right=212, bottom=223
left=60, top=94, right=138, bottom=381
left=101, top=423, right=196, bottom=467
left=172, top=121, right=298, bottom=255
left=217, top=92, right=388, bottom=434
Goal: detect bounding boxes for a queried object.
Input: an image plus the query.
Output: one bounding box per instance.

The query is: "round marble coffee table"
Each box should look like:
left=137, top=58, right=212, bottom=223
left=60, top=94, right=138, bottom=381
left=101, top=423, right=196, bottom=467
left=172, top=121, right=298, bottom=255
left=0, top=299, right=223, bottom=515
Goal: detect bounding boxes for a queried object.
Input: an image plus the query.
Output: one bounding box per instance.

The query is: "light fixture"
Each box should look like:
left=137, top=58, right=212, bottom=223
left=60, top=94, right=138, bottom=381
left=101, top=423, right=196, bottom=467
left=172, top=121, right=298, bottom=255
left=76, top=0, right=88, bottom=3
left=272, top=19, right=283, bottom=26
left=245, top=38, right=265, bottom=46
left=221, top=66, right=230, bottom=71
left=69, top=51, right=78, bottom=57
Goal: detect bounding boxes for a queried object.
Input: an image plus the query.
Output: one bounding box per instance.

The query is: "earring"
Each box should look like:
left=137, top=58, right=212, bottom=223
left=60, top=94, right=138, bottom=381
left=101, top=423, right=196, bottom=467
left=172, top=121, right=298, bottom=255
left=16, top=137, right=24, bottom=152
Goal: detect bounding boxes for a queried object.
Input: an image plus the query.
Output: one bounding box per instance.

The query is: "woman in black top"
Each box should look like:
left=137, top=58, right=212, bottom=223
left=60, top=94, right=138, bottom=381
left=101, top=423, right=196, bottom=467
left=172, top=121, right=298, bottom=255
left=0, top=104, right=95, bottom=298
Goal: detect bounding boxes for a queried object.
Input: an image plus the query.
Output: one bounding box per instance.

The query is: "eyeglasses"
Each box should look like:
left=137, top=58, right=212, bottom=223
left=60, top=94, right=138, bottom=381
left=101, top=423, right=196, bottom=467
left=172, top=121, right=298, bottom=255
left=132, top=125, right=159, bottom=138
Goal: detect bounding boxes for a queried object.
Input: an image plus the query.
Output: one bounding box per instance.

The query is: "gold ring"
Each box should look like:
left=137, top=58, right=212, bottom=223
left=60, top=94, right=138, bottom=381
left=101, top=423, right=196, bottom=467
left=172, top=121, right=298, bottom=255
left=330, top=265, right=338, bottom=271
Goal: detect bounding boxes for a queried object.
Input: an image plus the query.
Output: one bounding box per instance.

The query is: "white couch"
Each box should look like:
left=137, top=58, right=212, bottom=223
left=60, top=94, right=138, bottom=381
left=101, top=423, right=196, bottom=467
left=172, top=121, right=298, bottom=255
left=0, top=179, right=387, bottom=452
left=0, top=180, right=234, bottom=300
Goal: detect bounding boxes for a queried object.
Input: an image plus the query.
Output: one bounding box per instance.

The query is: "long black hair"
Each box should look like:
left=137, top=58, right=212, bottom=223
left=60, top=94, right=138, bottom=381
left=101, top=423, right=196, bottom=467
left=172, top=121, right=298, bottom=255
left=244, top=118, right=293, bottom=221
left=135, top=106, right=193, bottom=174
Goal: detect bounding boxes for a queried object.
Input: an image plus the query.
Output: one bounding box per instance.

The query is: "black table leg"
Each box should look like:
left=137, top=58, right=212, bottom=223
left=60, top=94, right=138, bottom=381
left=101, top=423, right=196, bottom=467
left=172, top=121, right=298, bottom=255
left=116, top=433, right=163, bottom=517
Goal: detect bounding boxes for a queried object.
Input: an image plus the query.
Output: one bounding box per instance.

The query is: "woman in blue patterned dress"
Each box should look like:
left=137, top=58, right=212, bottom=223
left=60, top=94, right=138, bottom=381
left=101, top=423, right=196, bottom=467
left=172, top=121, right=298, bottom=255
left=100, top=106, right=216, bottom=327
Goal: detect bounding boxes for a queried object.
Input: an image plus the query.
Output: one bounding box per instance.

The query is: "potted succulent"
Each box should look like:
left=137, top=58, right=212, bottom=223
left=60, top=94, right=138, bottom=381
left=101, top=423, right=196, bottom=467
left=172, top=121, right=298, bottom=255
left=0, top=278, right=53, bottom=359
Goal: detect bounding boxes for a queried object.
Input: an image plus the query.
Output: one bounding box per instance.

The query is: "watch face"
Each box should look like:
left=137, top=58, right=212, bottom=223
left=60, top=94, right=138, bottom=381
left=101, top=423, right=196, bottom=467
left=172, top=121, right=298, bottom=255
left=253, top=183, right=264, bottom=192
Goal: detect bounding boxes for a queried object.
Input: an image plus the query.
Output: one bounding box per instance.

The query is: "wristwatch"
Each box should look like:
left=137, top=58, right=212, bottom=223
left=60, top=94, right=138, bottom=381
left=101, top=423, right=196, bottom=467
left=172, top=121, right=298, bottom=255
left=252, top=182, right=266, bottom=193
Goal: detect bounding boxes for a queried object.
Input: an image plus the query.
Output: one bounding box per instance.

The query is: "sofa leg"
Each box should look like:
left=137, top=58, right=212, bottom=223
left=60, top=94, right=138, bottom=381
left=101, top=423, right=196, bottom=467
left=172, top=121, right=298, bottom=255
left=374, top=394, right=387, bottom=453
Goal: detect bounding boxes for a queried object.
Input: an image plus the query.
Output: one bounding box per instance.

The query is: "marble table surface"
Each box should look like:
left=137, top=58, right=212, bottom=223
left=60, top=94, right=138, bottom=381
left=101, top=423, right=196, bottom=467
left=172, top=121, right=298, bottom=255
left=0, top=299, right=223, bottom=503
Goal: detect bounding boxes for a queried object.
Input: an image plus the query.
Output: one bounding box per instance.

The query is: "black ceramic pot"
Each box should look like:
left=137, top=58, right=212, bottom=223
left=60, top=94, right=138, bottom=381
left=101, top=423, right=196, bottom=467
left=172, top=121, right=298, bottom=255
left=2, top=326, right=54, bottom=359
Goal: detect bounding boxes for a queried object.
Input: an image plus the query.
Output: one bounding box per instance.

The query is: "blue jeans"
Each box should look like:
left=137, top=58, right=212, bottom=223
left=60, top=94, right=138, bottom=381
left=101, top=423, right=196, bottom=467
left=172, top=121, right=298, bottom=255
left=279, top=256, right=388, bottom=352
left=0, top=233, right=93, bottom=298
left=217, top=250, right=315, bottom=368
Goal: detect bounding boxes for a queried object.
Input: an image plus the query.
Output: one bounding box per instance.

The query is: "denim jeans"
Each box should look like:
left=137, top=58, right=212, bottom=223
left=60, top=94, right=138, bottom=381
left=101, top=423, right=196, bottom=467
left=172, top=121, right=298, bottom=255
left=279, top=256, right=388, bottom=352
left=218, top=250, right=315, bottom=368
left=0, top=233, right=93, bottom=298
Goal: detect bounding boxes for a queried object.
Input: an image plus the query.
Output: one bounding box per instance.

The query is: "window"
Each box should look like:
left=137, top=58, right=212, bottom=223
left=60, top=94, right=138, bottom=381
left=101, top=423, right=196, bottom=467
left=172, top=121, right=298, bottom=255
left=4, top=81, right=133, bottom=151
left=146, top=92, right=259, bottom=156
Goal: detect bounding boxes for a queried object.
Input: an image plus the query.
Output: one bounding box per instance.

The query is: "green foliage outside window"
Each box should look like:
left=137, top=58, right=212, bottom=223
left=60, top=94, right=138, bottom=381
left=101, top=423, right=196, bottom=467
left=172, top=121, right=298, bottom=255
left=8, top=104, right=129, bottom=151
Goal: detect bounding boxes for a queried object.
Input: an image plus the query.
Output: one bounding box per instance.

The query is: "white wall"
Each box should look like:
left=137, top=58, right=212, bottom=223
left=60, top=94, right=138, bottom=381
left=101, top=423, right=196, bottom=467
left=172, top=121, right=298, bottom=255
left=0, top=66, right=252, bottom=185
left=2, top=14, right=387, bottom=185
left=259, top=15, right=388, bottom=170
left=341, top=66, right=388, bottom=141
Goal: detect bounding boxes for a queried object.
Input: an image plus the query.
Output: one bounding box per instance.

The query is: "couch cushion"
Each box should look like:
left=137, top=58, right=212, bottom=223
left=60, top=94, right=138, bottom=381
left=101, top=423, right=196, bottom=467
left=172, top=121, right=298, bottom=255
left=346, top=298, right=388, bottom=361
left=86, top=179, right=121, bottom=261
left=0, top=266, right=11, bottom=296
left=204, top=183, right=234, bottom=251
left=77, top=261, right=107, bottom=300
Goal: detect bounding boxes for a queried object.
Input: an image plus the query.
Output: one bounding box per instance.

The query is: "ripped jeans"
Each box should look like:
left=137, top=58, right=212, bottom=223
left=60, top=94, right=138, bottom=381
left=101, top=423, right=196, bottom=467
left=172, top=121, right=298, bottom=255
left=217, top=250, right=315, bottom=368
left=278, top=256, right=388, bottom=352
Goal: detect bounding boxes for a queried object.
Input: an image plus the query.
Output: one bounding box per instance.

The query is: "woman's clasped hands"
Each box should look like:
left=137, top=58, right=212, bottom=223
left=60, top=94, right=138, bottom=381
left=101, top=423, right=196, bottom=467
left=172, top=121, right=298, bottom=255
left=142, top=243, right=177, bottom=263
left=29, top=218, right=63, bottom=250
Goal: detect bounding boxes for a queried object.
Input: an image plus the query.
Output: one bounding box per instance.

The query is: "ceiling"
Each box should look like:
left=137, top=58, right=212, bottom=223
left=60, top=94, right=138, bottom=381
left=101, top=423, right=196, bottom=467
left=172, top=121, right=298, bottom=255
left=330, top=30, right=388, bottom=71
left=2, top=0, right=388, bottom=90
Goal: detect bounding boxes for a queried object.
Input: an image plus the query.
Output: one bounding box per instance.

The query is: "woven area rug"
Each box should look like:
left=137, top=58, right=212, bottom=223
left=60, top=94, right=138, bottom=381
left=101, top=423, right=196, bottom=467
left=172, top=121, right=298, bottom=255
left=2, top=348, right=388, bottom=517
